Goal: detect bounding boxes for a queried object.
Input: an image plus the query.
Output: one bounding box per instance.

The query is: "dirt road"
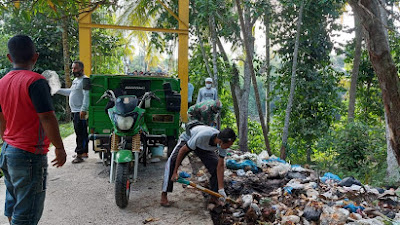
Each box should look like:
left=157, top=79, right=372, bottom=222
left=0, top=134, right=212, bottom=225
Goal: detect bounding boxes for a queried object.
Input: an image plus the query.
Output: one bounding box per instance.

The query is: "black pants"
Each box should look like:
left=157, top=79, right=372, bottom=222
left=72, top=112, right=88, bottom=155
left=162, top=139, right=219, bottom=193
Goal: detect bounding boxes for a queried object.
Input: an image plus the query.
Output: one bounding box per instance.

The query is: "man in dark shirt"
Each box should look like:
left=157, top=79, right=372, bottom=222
left=0, top=35, right=67, bottom=225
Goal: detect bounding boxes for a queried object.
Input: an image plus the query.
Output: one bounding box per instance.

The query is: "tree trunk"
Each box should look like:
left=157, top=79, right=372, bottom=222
left=264, top=5, right=271, bottom=144
left=235, top=0, right=272, bottom=155
left=385, top=112, right=400, bottom=181
left=216, top=37, right=240, bottom=130
left=197, top=33, right=213, bottom=78
left=209, top=14, right=220, bottom=129
left=209, top=15, right=219, bottom=90
left=62, top=16, right=71, bottom=122
left=349, top=0, right=400, bottom=164
left=280, top=1, right=304, bottom=160
left=237, top=5, right=252, bottom=152
left=194, top=11, right=213, bottom=78
left=238, top=68, right=251, bottom=152
left=347, top=13, right=362, bottom=123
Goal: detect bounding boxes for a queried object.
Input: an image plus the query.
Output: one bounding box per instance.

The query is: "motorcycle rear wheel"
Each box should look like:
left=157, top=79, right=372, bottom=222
left=115, top=163, right=131, bottom=208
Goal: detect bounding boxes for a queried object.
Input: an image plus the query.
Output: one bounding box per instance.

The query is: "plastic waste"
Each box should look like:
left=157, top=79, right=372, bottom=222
left=281, top=215, right=300, bottom=224
left=240, top=160, right=259, bottom=173
left=226, top=159, right=259, bottom=173
left=267, top=163, right=291, bottom=178
left=320, top=172, right=341, bottom=183
left=42, top=70, right=61, bottom=95
left=241, top=194, right=253, bottom=208
left=236, top=169, right=246, bottom=176
left=258, top=150, right=269, bottom=160
left=245, top=170, right=254, bottom=176
left=283, top=186, right=293, bottom=195
left=346, top=218, right=385, bottom=225
left=263, top=156, right=286, bottom=164
left=250, top=203, right=261, bottom=216
left=286, top=171, right=307, bottom=180
left=338, top=176, right=362, bottom=187
left=233, top=210, right=245, bottom=217
left=291, top=164, right=304, bottom=171
left=179, top=171, right=191, bottom=178
left=320, top=205, right=349, bottom=225
left=303, top=206, right=322, bottom=221
left=343, top=203, right=365, bottom=213
left=226, top=159, right=242, bottom=170
left=306, top=189, right=319, bottom=199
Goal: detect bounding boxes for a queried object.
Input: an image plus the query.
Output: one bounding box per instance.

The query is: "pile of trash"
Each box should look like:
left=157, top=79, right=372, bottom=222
left=188, top=150, right=400, bottom=225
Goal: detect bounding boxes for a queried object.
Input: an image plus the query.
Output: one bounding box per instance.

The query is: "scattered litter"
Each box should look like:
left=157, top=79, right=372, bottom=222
left=320, top=172, right=341, bottom=183
left=142, top=217, right=160, bottom=224
left=181, top=149, right=400, bottom=224
left=339, top=176, right=362, bottom=187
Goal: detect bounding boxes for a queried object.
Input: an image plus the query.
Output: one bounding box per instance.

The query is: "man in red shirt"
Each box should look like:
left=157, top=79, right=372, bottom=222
left=0, top=35, right=67, bottom=225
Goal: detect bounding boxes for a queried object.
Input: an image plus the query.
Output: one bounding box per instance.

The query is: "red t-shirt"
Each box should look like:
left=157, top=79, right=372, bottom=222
left=0, top=69, right=54, bottom=154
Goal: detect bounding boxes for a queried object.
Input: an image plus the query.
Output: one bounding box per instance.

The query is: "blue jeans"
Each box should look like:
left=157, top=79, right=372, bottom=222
left=0, top=142, right=48, bottom=225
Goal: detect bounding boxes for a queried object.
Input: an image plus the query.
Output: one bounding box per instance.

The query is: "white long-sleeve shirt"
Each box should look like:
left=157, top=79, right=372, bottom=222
left=196, top=87, right=218, bottom=103
left=57, top=76, right=89, bottom=113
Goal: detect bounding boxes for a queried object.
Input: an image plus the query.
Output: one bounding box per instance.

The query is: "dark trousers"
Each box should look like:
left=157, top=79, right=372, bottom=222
left=72, top=112, right=88, bottom=155
left=162, top=139, right=219, bottom=193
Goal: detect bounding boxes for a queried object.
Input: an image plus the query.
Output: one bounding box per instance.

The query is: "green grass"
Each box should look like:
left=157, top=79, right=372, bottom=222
left=59, top=122, right=74, bottom=139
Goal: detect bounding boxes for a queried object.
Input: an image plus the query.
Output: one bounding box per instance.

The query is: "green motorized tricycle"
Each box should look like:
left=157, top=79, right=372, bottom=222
left=88, top=75, right=181, bottom=208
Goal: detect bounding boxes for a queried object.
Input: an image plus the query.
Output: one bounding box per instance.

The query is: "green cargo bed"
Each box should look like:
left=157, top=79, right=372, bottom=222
left=88, top=74, right=181, bottom=139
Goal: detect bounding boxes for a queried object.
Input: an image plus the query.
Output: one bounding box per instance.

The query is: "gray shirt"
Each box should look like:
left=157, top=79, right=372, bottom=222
left=196, top=87, right=218, bottom=103
left=57, top=76, right=89, bottom=113
left=180, top=125, right=226, bottom=157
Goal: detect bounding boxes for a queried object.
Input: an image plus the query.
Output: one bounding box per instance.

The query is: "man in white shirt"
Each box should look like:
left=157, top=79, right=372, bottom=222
left=57, top=61, right=90, bottom=163
left=196, top=77, right=218, bottom=103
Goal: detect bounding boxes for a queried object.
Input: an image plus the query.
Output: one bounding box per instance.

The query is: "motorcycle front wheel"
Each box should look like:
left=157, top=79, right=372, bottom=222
left=115, top=163, right=131, bottom=208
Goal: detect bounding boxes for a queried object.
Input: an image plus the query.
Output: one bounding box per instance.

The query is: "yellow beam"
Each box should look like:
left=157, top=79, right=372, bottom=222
left=79, top=12, right=92, bottom=76
left=79, top=23, right=188, bottom=34
left=156, top=0, right=188, bottom=28
left=178, top=0, right=189, bottom=122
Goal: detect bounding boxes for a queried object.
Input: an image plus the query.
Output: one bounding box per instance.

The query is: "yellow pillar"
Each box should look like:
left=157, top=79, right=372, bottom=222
left=79, top=12, right=92, bottom=76
left=178, top=0, right=189, bottom=122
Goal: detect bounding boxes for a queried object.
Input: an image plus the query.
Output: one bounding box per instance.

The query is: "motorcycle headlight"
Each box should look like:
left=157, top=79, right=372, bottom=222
left=115, top=115, right=134, bottom=131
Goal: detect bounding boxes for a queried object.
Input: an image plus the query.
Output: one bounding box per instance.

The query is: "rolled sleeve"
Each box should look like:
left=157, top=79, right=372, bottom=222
left=81, top=89, right=89, bottom=112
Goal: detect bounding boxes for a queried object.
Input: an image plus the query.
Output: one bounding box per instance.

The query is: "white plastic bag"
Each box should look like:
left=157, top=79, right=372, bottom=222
left=41, top=70, right=61, bottom=95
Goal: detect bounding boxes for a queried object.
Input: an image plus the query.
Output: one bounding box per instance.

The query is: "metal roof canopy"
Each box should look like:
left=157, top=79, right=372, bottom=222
left=78, top=0, right=189, bottom=121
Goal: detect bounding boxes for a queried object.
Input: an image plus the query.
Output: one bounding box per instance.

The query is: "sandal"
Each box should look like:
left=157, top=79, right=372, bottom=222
left=72, top=157, right=84, bottom=164
left=160, top=201, right=174, bottom=207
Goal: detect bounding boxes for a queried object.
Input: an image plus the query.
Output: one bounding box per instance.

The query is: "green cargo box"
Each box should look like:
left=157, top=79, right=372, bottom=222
left=88, top=74, right=181, bottom=144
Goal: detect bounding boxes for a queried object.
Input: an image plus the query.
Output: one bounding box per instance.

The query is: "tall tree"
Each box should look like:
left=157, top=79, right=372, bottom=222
left=235, top=0, right=272, bottom=155
left=273, top=0, right=344, bottom=162
left=347, top=12, right=363, bottom=123
left=264, top=2, right=272, bottom=139
left=348, top=0, right=400, bottom=164
left=280, top=0, right=304, bottom=159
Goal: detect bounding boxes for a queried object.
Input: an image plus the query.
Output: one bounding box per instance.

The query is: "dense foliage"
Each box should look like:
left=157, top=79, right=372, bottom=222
left=0, top=4, right=126, bottom=120
left=315, top=122, right=387, bottom=185
left=270, top=0, right=345, bottom=161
